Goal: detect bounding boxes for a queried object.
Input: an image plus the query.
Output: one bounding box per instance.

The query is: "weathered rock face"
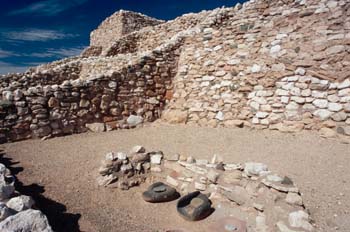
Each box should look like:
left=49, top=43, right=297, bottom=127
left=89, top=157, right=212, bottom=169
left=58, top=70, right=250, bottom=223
left=0, top=0, right=349, bottom=142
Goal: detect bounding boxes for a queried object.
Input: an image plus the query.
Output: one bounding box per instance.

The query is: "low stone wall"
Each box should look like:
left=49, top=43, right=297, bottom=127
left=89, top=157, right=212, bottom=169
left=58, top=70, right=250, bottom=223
left=97, top=145, right=315, bottom=231
left=0, top=44, right=180, bottom=142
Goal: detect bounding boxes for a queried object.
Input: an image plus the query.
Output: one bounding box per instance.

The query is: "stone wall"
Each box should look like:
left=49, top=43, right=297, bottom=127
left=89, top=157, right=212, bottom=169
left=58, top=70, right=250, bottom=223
left=90, top=10, right=164, bottom=54
left=163, top=0, right=350, bottom=135
left=0, top=43, right=181, bottom=142
left=0, top=0, right=349, bottom=142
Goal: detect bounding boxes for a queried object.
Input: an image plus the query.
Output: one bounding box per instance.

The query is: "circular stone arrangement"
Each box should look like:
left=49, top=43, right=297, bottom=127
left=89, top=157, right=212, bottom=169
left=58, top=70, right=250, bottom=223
left=97, top=146, right=315, bottom=231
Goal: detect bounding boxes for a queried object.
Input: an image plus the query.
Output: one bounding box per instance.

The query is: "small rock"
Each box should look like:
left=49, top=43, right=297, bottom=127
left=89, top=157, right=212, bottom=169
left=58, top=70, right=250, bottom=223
left=256, top=213, right=269, bottom=231
left=244, top=163, right=268, bottom=176
left=319, top=128, right=337, bottom=138
left=207, top=169, right=220, bottom=183
left=288, top=211, right=313, bottom=231
left=286, top=192, right=303, bottom=206
left=166, top=176, right=179, bottom=187
left=126, top=115, right=143, bottom=127
left=266, top=174, right=283, bottom=182
left=6, top=195, right=34, bottom=212
left=328, top=103, right=342, bottom=112
left=338, top=79, right=350, bottom=89
left=116, top=152, right=127, bottom=160
left=215, top=111, right=224, bottom=121
left=97, top=174, right=117, bottom=186
left=331, top=112, right=347, bottom=122
left=186, top=156, right=195, bottom=164
left=130, top=145, right=146, bottom=154
left=276, top=221, right=302, bottom=232
left=162, top=110, right=188, bottom=123
left=196, top=159, right=209, bottom=165
left=194, top=182, right=206, bottom=191
left=210, top=154, right=223, bottom=164
left=105, top=152, right=117, bottom=161
left=313, top=109, right=332, bottom=121
left=150, top=166, right=162, bottom=172
left=337, top=126, right=350, bottom=136
left=150, top=153, right=163, bottom=165
left=0, top=209, right=53, bottom=232
left=86, top=123, right=105, bottom=132
left=224, top=186, right=248, bottom=205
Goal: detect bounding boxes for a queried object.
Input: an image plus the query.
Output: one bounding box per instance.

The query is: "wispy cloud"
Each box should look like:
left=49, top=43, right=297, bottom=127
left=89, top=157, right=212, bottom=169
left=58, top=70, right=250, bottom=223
left=8, top=0, right=89, bottom=16
left=27, top=46, right=85, bottom=58
left=0, top=49, right=17, bottom=58
left=1, top=29, right=78, bottom=42
left=46, top=47, right=84, bottom=57
left=0, top=61, right=29, bottom=74
left=0, top=46, right=85, bottom=74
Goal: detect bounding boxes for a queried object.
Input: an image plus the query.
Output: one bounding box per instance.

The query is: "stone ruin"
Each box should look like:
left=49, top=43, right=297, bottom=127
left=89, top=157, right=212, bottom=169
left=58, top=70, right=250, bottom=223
left=0, top=0, right=350, bottom=143
left=97, top=145, right=314, bottom=231
left=0, top=162, right=52, bottom=232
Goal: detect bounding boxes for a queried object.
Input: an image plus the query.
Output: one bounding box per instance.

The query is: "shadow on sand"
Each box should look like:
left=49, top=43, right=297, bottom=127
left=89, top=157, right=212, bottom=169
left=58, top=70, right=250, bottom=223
left=0, top=149, right=82, bottom=232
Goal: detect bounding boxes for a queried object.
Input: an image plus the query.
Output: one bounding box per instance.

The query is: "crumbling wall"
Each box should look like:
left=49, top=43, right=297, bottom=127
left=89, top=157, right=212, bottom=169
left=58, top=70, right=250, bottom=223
left=90, top=10, right=164, bottom=54
left=0, top=0, right=349, bottom=142
left=0, top=43, right=181, bottom=142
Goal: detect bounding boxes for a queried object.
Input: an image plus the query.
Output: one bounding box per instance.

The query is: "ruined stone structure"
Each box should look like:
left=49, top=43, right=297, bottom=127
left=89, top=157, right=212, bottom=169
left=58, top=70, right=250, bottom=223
left=0, top=0, right=350, bottom=142
left=83, top=10, right=164, bottom=56
left=97, top=145, right=315, bottom=231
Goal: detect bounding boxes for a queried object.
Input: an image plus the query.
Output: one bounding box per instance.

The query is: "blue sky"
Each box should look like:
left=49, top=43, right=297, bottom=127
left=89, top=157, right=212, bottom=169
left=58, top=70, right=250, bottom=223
left=0, top=0, right=242, bottom=74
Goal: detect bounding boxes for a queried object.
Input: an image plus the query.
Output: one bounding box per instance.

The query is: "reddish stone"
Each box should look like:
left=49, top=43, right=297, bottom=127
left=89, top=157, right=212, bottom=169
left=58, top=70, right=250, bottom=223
left=105, top=121, right=119, bottom=130
left=103, top=116, right=116, bottom=123
left=165, top=90, right=173, bottom=100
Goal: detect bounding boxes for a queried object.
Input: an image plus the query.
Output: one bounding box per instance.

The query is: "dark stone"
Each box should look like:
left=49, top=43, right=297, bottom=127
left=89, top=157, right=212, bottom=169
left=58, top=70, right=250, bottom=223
left=0, top=100, right=14, bottom=109
left=282, top=176, right=294, bottom=186
left=177, top=191, right=213, bottom=221
left=142, top=182, right=180, bottom=203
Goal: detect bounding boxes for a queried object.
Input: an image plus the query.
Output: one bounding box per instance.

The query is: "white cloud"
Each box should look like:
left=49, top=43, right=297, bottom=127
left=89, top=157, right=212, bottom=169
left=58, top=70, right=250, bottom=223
left=26, top=46, right=85, bottom=58
left=1, top=29, right=78, bottom=42
left=0, top=49, right=17, bottom=58
left=46, top=47, right=85, bottom=57
left=0, top=62, right=29, bottom=74
left=8, top=0, right=89, bottom=16
left=0, top=46, right=85, bottom=74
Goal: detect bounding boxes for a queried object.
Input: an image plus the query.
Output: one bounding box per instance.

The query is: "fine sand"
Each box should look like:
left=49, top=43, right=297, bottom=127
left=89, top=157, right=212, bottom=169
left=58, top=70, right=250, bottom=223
left=2, top=124, right=350, bottom=231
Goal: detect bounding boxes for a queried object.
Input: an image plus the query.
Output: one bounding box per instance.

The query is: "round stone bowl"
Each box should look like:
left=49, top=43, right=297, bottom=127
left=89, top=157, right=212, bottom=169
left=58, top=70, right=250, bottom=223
left=176, top=191, right=213, bottom=221
left=142, top=182, right=180, bottom=203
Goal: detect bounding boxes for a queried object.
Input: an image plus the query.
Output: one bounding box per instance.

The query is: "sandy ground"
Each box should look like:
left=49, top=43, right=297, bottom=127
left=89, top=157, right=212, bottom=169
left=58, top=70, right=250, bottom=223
left=2, top=124, right=350, bottom=232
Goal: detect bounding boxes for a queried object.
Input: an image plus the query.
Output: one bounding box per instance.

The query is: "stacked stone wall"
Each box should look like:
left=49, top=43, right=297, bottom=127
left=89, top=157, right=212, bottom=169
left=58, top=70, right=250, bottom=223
left=163, top=0, right=350, bottom=135
left=0, top=0, right=349, bottom=142
left=0, top=43, right=181, bottom=142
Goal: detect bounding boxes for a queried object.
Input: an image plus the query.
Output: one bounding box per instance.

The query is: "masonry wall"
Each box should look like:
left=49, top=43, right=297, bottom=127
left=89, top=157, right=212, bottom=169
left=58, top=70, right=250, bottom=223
left=163, top=0, right=350, bottom=134
left=0, top=44, right=180, bottom=142
left=89, top=10, right=164, bottom=54
left=0, top=0, right=349, bottom=143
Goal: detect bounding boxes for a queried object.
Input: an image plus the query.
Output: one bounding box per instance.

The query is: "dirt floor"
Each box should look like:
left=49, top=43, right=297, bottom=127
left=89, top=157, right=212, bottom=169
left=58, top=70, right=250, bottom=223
left=2, top=123, right=350, bottom=232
